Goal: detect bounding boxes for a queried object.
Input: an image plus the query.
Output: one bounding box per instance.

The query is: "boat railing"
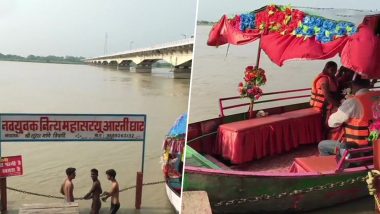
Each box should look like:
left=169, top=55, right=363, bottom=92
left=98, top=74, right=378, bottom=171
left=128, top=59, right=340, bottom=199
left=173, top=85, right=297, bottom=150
left=219, top=88, right=311, bottom=117
left=219, top=85, right=380, bottom=117
left=336, top=146, right=374, bottom=172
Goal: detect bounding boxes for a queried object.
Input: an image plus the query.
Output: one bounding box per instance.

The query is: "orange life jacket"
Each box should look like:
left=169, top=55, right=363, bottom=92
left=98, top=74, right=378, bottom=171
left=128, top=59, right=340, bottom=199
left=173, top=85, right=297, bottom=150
left=344, top=91, right=380, bottom=146
left=310, top=73, right=338, bottom=110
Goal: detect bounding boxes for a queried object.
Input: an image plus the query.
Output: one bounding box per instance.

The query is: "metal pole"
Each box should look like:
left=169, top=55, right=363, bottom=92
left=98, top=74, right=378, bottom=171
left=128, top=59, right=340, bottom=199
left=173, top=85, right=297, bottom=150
left=135, top=172, right=143, bottom=209
left=374, top=141, right=380, bottom=213
left=224, top=44, right=230, bottom=60
left=352, top=72, right=358, bottom=81
left=0, top=115, right=6, bottom=212
left=141, top=115, right=147, bottom=173
left=135, top=115, right=146, bottom=209
left=255, top=34, right=263, bottom=69
left=0, top=178, right=6, bottom=211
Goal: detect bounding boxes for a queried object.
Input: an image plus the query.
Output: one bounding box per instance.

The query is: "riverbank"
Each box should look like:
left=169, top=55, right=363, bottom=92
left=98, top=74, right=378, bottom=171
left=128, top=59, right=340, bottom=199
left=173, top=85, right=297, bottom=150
left=0, top=61, right=189, bottom=213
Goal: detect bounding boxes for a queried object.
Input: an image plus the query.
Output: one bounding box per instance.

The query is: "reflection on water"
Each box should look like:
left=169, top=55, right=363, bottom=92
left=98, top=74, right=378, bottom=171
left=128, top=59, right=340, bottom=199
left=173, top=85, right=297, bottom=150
left=0, top=61, right=189, bottom=213
left=189, top=25, right=374, bottom=213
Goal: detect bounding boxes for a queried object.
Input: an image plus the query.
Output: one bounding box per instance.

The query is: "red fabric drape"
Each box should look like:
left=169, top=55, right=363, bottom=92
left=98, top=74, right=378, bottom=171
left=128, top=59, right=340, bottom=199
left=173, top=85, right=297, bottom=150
left=207, top=15, right=261, bottom=46
left=341, top=15, right=380, bottom=79
left=261, top=34, right=348, bottom=66
left=207, top=15, right=349, bottom=66
left=208, top=14, right=380, bottom=76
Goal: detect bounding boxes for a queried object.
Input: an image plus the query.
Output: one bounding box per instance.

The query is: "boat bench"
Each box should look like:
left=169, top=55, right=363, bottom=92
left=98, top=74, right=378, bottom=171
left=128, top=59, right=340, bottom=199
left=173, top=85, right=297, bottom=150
left=217, top=108, right=323, bottom=164
left=289, top=146, right=373, bottom=173
left=290, top=156, right=338, bottom=173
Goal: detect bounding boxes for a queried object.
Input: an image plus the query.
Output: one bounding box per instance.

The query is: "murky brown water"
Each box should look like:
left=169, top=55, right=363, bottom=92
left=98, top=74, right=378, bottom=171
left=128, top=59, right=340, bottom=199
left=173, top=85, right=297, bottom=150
left=188, top=24, right=375, bottom=213
left=0, top=61, right=189, bottom=213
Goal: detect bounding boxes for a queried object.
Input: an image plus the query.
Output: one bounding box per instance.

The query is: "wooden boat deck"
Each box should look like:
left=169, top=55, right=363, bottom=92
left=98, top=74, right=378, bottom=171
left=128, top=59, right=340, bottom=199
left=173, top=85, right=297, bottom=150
left=229, top=145, right=319, bottom=172
left=187, top=145, right=319, bottom=173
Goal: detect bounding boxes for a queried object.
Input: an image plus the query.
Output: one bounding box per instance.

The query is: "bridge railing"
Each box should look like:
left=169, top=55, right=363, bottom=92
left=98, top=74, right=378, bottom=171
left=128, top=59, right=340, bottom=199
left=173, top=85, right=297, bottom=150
left=86, top=38, right=194, bottom=60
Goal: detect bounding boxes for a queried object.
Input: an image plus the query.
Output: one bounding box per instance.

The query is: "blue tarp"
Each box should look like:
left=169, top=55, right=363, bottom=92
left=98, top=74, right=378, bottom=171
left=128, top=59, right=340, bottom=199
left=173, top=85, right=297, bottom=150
left=167, top=113, right=187, bottom=137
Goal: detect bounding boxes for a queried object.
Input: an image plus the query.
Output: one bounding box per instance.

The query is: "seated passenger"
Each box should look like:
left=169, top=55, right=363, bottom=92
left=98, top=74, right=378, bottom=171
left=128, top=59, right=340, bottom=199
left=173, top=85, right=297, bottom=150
left=336, top=66, right=355, bottom=99
left=310, top=61, right=340, bottom=137
left=318, top=77, right=380, bottom=156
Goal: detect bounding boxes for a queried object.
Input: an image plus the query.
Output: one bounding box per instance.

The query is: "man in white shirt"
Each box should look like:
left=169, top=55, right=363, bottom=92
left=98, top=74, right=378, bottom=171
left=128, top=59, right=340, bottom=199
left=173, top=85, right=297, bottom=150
left=318, top=78, right=373, bottom=156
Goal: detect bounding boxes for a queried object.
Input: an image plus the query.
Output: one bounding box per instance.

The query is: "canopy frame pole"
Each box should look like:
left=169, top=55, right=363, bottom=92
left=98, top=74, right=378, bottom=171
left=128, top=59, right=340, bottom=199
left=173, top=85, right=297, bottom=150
left=255, top=34, right=263, bottom=69
left=352, top=72, right=358, bottom=80
left=224, top=44, right=230, bottom=60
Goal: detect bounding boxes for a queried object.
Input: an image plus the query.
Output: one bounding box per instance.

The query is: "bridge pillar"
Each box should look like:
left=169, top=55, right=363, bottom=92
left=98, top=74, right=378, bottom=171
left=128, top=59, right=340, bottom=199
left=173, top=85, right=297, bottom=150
left=107, top=61, right=118, bottom=69
left=117, top=64, right=130, bottom=71
left=135, top=64, right=152, bottom=73
left=172, top=66, right=191, bottom=79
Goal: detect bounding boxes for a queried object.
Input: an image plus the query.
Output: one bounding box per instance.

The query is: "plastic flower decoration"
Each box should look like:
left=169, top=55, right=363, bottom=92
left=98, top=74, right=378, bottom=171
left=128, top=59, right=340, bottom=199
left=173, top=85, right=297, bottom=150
left=293, top=14, right=358, bottom=43
left=230, top=5, right=357, bottom=43
left=238, top=66, right=266, bottom=102
left=368, top=103, right=380, bottom=143
left=240, top=13, right=256, bottom=32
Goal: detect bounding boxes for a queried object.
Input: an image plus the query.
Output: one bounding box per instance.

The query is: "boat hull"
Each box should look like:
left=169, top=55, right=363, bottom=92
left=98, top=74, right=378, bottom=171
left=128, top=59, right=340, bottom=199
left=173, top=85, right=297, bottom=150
left=165, top=182, right=181, bottom=212
left=184, top=166, right=370, bottom=213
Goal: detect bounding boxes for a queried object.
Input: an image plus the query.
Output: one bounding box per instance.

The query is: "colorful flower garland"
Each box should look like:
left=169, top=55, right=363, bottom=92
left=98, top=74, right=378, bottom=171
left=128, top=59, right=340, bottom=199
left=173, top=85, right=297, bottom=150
left=230, top=5, right=358, bottom=43
left=238, top=66, right=266, bottom=102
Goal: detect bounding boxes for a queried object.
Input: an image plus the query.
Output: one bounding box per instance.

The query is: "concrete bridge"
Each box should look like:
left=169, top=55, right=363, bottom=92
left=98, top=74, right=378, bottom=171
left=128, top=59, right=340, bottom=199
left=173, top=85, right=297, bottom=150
left=85, top=38, right=193, bottom=78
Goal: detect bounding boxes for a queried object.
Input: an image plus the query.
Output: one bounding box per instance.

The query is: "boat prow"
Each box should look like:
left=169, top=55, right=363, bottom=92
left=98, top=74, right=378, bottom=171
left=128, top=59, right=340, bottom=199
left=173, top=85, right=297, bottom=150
left=165, top=182, right=181, bottom=212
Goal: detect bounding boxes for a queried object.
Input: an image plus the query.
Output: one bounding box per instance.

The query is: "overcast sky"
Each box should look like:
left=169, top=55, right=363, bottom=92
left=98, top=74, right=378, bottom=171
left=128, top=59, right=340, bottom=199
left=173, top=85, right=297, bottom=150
left=198, top=0, right=380, bottom=21
left=0, top=0, right=197, bottom=58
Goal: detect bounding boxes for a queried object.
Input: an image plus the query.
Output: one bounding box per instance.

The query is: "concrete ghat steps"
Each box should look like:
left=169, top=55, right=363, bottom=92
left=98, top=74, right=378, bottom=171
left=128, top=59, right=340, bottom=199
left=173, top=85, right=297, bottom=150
left=182, top=191, right=212, bottom=214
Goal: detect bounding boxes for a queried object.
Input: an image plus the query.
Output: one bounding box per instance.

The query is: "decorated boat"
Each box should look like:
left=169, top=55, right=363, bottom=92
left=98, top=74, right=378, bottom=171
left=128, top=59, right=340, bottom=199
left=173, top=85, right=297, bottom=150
left=162, top=113, right=187, bottom=212
left=183, top=5, right=380, bottom=213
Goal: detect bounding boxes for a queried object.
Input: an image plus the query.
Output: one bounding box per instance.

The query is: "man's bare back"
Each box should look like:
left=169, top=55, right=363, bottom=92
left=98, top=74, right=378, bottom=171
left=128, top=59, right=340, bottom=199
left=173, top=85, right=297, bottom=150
left=62, top=179, right=74, bottom=202
left=61, top=167, right=76, bottom=203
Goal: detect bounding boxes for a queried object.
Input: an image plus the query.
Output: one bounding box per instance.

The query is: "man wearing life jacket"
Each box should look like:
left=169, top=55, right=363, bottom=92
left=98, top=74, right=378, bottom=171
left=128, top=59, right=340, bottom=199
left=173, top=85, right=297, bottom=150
left=310, top=61, right=340, bottom=114
left=318, top=77, right=380, bottom=155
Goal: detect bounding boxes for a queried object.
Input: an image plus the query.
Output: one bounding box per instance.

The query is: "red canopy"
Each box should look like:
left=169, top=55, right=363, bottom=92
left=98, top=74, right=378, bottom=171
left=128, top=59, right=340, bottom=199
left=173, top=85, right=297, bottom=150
left=208, top=8, right=380, bottom=78
left=341, top=14, right=380, bottom=79
left=208, top=15, right=261, bottom=46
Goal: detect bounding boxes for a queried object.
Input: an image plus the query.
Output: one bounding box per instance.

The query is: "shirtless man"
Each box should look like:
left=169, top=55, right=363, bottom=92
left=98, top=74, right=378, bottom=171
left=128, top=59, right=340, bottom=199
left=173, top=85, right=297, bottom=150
left=101, top=169, right=120, bottom=214
left=60, top=167, right=76, bottom=202
left=84, top=169, right=103, bottom=214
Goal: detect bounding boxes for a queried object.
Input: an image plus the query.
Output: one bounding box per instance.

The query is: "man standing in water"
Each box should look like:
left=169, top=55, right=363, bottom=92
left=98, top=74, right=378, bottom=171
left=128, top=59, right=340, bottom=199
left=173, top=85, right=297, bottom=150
left=84, top=169, right=103, bottom=214
left=60, top=167, right=76, bottom=202
left=101, top=169, right=120, bottom=214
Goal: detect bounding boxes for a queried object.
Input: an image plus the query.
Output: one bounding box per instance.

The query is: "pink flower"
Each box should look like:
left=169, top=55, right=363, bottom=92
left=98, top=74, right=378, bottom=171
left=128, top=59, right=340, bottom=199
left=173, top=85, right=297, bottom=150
left=238, top=82, right=243, bottom=87
left=370, top=121, right=380, bottom=131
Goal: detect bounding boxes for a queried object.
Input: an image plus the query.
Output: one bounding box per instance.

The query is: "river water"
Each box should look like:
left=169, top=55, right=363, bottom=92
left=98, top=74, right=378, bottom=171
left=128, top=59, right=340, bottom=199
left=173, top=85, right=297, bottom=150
left=188, top=24, right=374, bottom=213
left=0, top=61, right=189, bottom=213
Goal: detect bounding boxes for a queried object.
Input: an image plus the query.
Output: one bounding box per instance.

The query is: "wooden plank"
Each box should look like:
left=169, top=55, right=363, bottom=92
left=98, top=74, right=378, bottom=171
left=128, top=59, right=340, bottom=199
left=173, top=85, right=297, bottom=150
left=204, top=155, right=231, bottom=170
left=182, top=191, right=212, bottom=214
left=21, top=202, right=78, bottom=209
left=19, top=202, right=79, bottom=214
left=19, top=209, right=79, bottom=214
left=19, top=208, right=79, bottom=214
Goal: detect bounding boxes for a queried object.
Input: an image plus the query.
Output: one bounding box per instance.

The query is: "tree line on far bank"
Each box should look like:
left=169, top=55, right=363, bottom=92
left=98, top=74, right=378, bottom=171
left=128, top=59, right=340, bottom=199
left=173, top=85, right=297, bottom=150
left=0, top=53, right=176, bottom=68
left=0, top=53, right=86, bottom=64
